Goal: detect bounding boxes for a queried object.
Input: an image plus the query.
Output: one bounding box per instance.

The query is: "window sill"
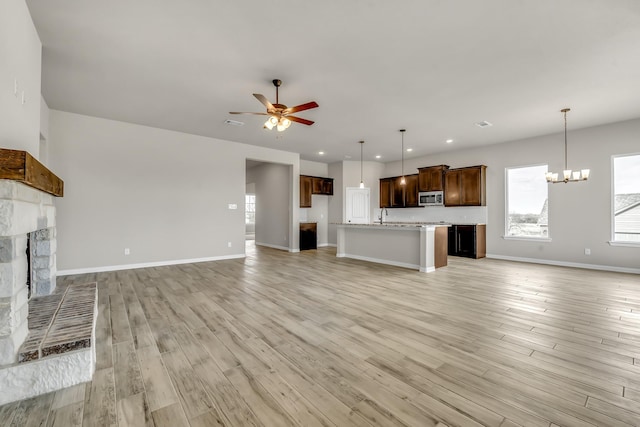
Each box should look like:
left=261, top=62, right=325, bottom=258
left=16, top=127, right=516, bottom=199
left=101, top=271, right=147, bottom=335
left=502, top=236, right=552, bottom=242
left=608, top=241, right=640, bottom=248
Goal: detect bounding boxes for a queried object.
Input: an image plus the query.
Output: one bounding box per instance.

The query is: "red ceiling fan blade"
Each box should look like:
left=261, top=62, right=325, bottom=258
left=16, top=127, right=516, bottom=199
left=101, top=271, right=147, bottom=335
left=253, top=94, right=276, bottom=112
left=287, top=115, right=315, bottom=126
left=229, top=112, right=269, bottom=115
left=284, top=101, right=319, bottom=114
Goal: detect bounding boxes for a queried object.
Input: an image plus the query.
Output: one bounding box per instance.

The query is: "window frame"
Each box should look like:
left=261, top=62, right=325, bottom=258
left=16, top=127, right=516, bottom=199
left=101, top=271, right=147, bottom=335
left=503, top=163, right=552, bottom=242
left=610, top=152, right=640, bottom=247
left=245, top=194, right=256, bottom=225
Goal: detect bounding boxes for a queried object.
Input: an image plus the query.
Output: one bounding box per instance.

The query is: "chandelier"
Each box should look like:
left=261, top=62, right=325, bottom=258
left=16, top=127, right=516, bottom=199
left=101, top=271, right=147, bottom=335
left=545, top=108, right=590, bottom=184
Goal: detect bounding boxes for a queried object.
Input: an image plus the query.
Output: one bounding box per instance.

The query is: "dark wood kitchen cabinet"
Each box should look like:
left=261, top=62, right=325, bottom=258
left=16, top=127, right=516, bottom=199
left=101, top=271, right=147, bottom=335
left=444, top=165, right=486, bottom=206
left=299, top=222, right=317, bottom=250
left=380, top=178, right=392, bottom=208
left=380, top=174, right=419, bottom=208
left=448, top=224, right=486, bottom=259
left=300, top=175, right=312, bottom=208
left=404, top=174, right=419, bottom=207
left=300, top=175, right=333, bottom=207
left=418, top=165, right=449, bottom=192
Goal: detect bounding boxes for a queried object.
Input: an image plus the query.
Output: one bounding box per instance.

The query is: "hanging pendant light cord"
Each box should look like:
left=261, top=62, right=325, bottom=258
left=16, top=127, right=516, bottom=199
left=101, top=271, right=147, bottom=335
left=563, top=109, right=568, bottom=171
left=401, top=129, right=405, bottom=180
left=360, top=141, right=364, bottom=183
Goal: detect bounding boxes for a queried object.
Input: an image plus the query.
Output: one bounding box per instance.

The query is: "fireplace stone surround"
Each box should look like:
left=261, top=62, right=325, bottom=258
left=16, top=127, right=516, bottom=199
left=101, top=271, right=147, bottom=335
left=0, top=149, right=96, bottom=405
left=0, top=180, right=57, bottom=364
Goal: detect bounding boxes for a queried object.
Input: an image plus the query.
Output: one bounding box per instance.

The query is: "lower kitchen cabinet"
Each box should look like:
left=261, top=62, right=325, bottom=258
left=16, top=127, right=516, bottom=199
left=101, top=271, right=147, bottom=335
left=299, top=222, right=317, bottom=250
left=448, top=224, right=486, bottom=259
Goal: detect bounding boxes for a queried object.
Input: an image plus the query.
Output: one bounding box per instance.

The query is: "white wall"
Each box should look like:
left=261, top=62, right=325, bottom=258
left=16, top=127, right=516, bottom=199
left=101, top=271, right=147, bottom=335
left=327, top=162, right=343, bottom=245
left=247, top=163, right=291, bottom=250
left=0, top=0, right=42, bottom=156
left=327, top=160, right=385, bottom=244
left=50, top=110, right=300, bottom=272
left=300, top=160, right=329, bottom=246
left=382, top=118, right=640, bottom=271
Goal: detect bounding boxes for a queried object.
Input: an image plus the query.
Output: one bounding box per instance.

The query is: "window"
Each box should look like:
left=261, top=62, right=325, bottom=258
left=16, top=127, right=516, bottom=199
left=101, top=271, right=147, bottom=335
left=505, top=164, right=549, bottom=238
left=245, top=194, right=256, bottom=224
left=613, top=153, right=640, bottom=244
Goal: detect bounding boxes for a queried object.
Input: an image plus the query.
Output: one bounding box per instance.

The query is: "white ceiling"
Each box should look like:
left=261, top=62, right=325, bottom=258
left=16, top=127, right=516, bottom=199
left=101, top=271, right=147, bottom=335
left=26, top=0, right=640, bottom=164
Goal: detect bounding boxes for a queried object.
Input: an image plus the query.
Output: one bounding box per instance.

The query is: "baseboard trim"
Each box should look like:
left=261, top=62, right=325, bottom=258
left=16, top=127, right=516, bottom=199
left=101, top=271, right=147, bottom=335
left=255, top=242, right=290, bottom=251
left=337, top=253, right=419, bottom=271
left=320, top=243, right=337, bottom=247
left=57, top=254, right=246, bottom=276
left=486, top=254, right=640, bottom=275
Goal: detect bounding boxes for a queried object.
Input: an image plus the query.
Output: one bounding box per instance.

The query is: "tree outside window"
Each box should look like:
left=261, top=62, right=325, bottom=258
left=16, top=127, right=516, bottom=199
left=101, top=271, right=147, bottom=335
left=506, top=165, right=549, bottom=238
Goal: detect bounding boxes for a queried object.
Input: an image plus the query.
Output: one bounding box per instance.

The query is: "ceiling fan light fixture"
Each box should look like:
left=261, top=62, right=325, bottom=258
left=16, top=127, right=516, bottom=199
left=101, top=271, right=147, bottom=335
left=264, top=115, right=278, bottom=130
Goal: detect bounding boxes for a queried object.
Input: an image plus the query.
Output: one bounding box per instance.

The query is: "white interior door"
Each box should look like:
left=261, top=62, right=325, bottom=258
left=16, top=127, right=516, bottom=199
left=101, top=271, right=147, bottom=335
left=346, top=187, right=370, bottom=224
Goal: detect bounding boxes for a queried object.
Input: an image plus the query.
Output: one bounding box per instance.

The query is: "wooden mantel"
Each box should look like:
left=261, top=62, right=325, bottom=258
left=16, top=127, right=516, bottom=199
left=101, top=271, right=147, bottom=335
left=0, top=148, right=64, bottom=197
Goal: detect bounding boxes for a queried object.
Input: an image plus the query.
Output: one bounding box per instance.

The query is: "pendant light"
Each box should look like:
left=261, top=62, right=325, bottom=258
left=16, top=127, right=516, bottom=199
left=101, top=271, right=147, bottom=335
left=545, top=108, right=590, bottom=183
left=359, top=140, right=365, bottom=188
left=400, top=129, right=406, bottom=185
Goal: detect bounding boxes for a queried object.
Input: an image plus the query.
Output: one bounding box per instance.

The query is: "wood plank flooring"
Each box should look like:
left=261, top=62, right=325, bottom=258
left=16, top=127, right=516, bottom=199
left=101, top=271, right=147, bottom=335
left=2, top=243, right=640, bottom=426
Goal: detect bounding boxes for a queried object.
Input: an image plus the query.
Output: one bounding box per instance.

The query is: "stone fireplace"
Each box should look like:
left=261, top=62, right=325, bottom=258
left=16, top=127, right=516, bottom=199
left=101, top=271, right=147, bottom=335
left=0, top=149, right=97, bottom=405
left=0, top=180, right=57, bottom=364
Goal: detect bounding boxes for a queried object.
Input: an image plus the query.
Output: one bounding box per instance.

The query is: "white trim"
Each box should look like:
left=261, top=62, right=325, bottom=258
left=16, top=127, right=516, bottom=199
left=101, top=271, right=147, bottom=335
left=486, top=253, right=640, bottom=275
left=289, top=248, right=300, bottom=253
left=57, top=254, right=245, bottom=276
left=318, top=243, right=336, bottom=247
left=608, top=241, right=640, bottom=248
left=337, top=253, right=420, bottom=271
left=502, top=236, right=552, bottom=242
left=255, top=242, right=290, bottom=251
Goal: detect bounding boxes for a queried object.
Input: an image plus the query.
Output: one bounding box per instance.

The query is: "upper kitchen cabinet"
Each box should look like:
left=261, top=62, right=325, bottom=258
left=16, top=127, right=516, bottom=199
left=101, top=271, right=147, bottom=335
left=379, top=174, right=419, bottom=208
left=444, top=165, right=487, bottom=206
left=300, top=175, right=313, bottom=208
left=300, top=175, right=333, bottom=207
left=404, top=174, right=419, bottom=207
left=418, top=165, right=449, bottom=192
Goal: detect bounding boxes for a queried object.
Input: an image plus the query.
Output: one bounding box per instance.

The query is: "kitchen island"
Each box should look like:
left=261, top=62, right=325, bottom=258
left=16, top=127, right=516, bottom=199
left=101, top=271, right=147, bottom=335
left=335, top=223, right=449, bottom=272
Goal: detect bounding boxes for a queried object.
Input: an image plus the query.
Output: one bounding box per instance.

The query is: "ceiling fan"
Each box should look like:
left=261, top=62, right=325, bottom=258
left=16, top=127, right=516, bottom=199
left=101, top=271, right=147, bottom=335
left=229, top=79, right=319, bottom=131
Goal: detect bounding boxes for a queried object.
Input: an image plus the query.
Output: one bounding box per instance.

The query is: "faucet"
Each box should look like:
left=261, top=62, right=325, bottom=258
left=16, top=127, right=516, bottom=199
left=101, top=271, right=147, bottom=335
left=378, top=207, right=388, bottom=224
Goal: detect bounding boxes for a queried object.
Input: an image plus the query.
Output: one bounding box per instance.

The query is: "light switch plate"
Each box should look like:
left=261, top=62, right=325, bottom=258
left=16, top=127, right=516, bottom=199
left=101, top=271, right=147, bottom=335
left=228, top=203, right=237, bottom=210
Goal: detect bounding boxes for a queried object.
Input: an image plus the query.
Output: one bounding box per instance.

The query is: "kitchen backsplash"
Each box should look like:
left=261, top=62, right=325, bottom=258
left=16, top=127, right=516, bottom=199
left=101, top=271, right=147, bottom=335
left=382, top=206, right=488, bottom=224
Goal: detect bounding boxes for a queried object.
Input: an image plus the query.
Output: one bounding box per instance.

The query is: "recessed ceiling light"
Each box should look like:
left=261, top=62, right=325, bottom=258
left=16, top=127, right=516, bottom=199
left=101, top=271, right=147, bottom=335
left=224, top=119, right=244, bottom=126
left=446, top=139, right=453, bottom=143
left=344, top=155, right=352, bottom=159
left=318, top=151, right=325, bottom=155
left=475, top=121, right=493, bottom=128
left=375, top=155, right=381, bottom=159
left=406, top=148, right=413, bottom=152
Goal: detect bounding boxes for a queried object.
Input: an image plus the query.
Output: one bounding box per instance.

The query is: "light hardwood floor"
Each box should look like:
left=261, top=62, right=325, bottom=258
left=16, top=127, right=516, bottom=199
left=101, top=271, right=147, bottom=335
left=2, top=243, right=640, bottom=426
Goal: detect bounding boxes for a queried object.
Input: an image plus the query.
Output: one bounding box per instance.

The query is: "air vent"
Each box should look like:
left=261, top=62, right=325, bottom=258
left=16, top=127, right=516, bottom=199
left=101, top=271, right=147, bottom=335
left=224, top=119, right=244, bottom=126
left=475, top=121, right=493, bottom=128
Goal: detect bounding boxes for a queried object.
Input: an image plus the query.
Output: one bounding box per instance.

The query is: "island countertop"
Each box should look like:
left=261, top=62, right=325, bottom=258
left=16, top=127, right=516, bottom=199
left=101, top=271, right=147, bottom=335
left=333, top=222, right=451, bottom=229
left=335, top=223, right=449, bottom=272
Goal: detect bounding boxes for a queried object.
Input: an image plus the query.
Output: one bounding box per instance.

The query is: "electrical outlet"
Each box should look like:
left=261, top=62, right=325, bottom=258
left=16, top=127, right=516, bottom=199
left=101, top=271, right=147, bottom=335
left=584, top=248, right=591, bottom=255
left=228, top=241, right=232, bottom=248
left=124, top=248, right=130, bottom=255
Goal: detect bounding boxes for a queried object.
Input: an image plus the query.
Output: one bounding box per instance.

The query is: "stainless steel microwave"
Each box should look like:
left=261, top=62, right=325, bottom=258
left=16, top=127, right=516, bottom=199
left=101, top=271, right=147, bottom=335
left=418, top=191, right=444, bottom=206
